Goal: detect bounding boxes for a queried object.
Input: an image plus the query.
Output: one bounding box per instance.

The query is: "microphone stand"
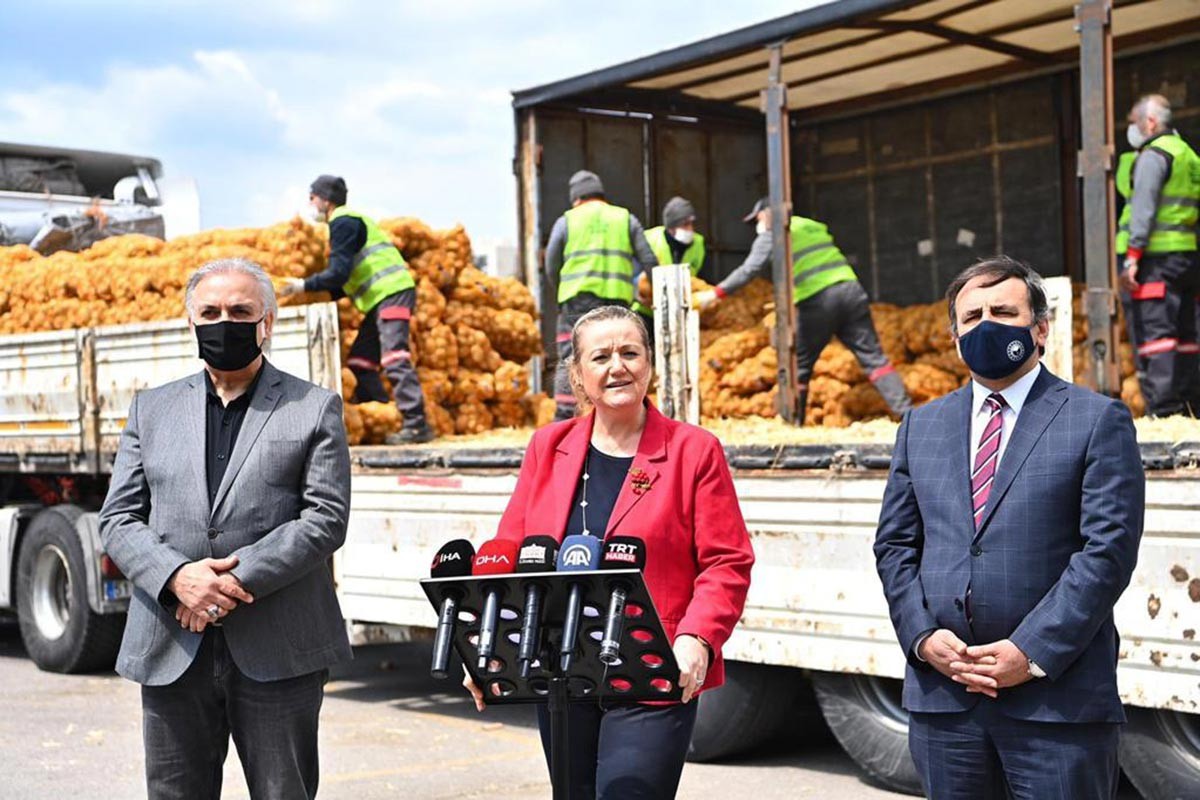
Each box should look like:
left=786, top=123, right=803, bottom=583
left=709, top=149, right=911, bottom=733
left=421, top=569, right=680, bottom=800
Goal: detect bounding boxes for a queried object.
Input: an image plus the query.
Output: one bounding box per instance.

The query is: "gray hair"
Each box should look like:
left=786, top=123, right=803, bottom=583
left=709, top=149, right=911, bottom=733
left=945, top=255, right=1049, bottom=336
left=1132, top=93, right=1172, bottom=127
left=184, top=257, right=278, bottom=319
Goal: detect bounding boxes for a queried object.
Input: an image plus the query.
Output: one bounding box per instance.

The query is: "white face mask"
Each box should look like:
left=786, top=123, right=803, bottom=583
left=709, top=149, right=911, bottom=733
left=755, top=220, right=768, bottom=235
left=302, top=204, right=324, bottom=223
left=1127, top=122, right=1149, bottom=150
left=672, top=228, right=695, bottom=245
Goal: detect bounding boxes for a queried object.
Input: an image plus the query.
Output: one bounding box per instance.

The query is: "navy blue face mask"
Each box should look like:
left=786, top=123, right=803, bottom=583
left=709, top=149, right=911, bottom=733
left=957, top=320, right=1036, bottom=380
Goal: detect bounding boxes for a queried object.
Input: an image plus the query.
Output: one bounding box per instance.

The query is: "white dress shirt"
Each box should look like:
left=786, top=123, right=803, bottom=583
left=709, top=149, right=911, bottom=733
left=969, top=362, right=1041, bottom=471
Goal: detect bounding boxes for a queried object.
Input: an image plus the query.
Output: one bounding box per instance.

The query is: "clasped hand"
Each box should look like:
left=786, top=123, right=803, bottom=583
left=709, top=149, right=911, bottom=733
left=169, top=555, right=254, bottom=633
left=918, top=629, right=1032, bottom=698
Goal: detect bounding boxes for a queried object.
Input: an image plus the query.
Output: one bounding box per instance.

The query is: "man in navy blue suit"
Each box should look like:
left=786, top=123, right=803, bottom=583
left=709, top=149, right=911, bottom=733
left=875, top=256, right=1144, bottom=799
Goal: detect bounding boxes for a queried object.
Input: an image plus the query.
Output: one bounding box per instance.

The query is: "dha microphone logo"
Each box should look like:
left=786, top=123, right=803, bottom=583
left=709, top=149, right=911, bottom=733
left=604, top=543, right=640, bottom=564
left=475, top=554, right=511, bottom=567
left=519, top=544, right=547, bottom=563
left=561, top=544, right=595, bottom=567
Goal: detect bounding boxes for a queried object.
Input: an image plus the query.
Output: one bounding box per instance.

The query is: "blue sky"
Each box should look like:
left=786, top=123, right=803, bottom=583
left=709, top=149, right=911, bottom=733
left=1, top=1, right=823, bottom=249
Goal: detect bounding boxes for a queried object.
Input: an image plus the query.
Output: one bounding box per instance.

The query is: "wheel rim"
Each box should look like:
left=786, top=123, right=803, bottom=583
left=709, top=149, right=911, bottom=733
left=852, top=675, right=909, bottom=734
left=1156, top=709, right=1200, bottom=771
left=31, top=544, right=72, bottom=641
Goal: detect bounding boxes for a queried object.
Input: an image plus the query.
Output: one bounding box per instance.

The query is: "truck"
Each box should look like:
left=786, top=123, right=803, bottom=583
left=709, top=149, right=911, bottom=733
left=2, top=2, right=1199, bottom=799
left=1, top=142, right=199, bottom=253
left=1, top=301, right=1196, bottom=798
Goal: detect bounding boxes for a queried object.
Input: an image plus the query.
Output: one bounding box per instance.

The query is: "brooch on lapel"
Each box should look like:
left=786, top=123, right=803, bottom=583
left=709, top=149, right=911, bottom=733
left=629, top=468, right=652, bottom=496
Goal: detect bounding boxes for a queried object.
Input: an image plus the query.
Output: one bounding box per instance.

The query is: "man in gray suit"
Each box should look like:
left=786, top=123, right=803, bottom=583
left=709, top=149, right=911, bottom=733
left=100, top=257, right=352, bottom=800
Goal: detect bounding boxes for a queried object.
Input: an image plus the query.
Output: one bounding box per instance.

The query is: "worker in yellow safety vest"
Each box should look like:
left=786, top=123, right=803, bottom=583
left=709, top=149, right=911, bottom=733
left=543, top=170, right=658, bottom=420
left=281, top=174, right=433, bottom=443
left=633, top=196, right=707, bottom=318
left=697, top=197, right=911, bottom=424
left=1116, top=94, right=1200, bottom=417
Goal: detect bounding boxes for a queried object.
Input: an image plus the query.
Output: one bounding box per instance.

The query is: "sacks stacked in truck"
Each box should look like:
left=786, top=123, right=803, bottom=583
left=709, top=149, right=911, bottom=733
left=694, top=277, right=1143, bottom=426
left=0, top=219, right=327, bottom=335
left=0, top=216, right=543, bottom=444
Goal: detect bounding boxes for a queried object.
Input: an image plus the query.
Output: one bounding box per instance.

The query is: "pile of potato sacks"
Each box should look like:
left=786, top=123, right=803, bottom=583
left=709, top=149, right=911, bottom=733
left=322, top=218, right=547, bottom=444
left=0, top=216, right=551, bottom=444
left=695, top=276, right=1144, bottom=426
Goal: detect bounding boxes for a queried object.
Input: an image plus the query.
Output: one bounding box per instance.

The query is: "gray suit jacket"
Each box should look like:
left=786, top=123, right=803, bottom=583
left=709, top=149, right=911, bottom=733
left=100, top=360, right=353, bottom=686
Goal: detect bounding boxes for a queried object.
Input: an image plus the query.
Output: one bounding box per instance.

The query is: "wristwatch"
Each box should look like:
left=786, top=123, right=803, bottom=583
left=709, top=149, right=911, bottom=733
left=1027, top=659, right=1046, bottom=679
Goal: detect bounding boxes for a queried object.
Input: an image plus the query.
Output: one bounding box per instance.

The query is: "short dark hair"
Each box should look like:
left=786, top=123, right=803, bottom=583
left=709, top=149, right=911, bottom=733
left=945, top=255, right=1049, bottom=335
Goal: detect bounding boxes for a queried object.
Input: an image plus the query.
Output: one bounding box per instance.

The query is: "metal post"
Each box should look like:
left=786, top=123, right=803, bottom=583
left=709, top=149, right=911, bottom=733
left=516, top=107, right=546, bottom=394
left=764, top=43, right=800, bottom=423
left=1075, top=0, right=1120, bottom=396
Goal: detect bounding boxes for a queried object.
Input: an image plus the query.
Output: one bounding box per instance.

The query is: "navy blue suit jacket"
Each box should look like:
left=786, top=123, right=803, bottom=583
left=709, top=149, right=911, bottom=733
left=874, top=368, right=1144, bottom=723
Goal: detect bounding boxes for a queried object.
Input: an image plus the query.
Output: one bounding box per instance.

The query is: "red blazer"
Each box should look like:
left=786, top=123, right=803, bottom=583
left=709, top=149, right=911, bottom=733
left=496, top=403, right=754, bottom=692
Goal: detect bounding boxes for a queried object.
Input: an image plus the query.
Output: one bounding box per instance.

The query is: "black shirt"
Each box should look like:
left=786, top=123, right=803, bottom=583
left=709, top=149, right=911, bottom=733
left=205, top=365, right=264, bottom=507
left=564, top=445, right=634, bottom=537
left=303, top=214, right=367, bottom=295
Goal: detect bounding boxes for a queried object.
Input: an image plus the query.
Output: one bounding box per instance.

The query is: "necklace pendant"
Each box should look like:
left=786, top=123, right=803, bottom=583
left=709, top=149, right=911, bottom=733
left=582, top=528, right=590, bottom=536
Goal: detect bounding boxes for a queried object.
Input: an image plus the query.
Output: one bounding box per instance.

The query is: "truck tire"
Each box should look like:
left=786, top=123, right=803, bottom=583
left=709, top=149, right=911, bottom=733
left=811, top=672, right=922, bottom=795
left=15, top=506, right=123, bottom=673
left=1120, top=707, right=1200, bottom=800
left=688, top=661, right=827, bottom=762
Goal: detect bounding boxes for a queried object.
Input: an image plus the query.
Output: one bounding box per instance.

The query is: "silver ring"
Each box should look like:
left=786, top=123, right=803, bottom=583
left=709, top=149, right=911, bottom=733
left=205, top=605, right=220, bottom=619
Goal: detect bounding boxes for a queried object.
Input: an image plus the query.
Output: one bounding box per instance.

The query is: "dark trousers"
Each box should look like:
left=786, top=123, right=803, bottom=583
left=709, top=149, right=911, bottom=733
left=796, top=280, right=911, bottom=417
left=909, top=703, right=1121, bottom=800
left=536, top=701, right=698, bottom=800
left=1129, top=252, right=1200, bottom=417
left=141, top=628, right=327, bottom=800
left=347, top=288, right=427, bottom=427
left=553, top=293, right=630, bottom=421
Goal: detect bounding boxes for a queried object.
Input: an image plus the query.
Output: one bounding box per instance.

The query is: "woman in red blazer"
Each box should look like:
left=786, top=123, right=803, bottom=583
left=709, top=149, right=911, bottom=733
left=466, top=305, right=754, bottom=799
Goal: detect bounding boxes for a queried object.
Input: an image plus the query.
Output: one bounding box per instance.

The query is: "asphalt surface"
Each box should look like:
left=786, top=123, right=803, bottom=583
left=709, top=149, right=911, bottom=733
left=0, top=618, right=922, bottom=800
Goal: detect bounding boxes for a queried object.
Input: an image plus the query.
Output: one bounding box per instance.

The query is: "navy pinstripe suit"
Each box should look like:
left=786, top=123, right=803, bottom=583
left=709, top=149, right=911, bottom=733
left=875, top=367, right=1144, bottom=798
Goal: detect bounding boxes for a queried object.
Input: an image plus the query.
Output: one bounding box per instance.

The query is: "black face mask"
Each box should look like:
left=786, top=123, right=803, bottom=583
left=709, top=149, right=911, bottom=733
left=195, top=318, right=264, bottom=371
left=957, top=320, right=1036, bottom=380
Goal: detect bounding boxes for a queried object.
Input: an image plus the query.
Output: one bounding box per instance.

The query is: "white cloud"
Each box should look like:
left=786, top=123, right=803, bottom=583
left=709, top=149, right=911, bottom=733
left=1, top=0, right=826, bottom=245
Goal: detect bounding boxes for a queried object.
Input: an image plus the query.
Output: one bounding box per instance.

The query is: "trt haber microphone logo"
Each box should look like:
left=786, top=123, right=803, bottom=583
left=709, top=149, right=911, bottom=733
left=519, top=544, right=547, bottom=563
left=561, top=544, right=596, bottom=567
left=475, top=553, right=512, bottom=567
left=605, top=543, right=640, bottom=563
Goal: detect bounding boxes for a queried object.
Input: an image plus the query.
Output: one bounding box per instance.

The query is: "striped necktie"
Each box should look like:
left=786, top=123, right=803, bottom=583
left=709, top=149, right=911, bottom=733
left=971, top=393, right=1006, bottom=529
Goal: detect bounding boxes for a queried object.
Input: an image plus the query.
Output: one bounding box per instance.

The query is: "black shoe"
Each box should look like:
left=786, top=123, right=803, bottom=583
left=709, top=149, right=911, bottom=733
left=386, top=425, right=436, bottom=445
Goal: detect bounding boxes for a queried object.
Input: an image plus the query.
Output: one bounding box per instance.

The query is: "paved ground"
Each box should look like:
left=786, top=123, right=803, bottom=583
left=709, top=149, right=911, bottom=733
left=0, top=619, right=919, bottom=800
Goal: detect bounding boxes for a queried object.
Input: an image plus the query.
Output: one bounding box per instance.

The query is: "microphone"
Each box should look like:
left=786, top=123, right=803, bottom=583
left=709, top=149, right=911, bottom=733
left=515, top=535, right=559, bottom=677
left=472, top=539, right=520, bottom=672
left=429, top=539, right=476, bottom=679
left=598, top=536, right=647, bottom=665
left=555, top=534, right=603, bottom=673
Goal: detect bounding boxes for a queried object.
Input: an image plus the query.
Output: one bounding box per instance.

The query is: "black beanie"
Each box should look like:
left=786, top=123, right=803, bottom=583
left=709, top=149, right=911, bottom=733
left=310, top=174, right=348, bottom=206
left=568, top=170, right=604, bottom=203
left=662, top=196, right=696, bottom=229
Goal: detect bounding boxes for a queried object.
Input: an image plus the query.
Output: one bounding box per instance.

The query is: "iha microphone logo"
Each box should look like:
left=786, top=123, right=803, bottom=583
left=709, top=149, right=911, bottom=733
left=561, top=544, right=595, bottom=567
left=519, top=544, right=547, bottom=563
left=432, top=551, right=461, bottom=568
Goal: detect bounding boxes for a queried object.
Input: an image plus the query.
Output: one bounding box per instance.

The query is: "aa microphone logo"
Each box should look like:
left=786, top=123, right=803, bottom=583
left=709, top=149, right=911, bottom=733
left=519, top=544, right=547, bottom=563
left=561, top=544, right=595, bottom=567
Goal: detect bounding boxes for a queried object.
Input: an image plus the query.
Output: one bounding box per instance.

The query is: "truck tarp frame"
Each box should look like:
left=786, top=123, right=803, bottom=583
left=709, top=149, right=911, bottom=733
left=513, top=0, right=1197, bottom=399
left=512, top=1, right=1198, bottom=120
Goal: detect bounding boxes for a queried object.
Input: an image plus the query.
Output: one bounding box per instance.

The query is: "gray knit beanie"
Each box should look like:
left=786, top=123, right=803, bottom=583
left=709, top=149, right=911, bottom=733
left=310, top=174, right=348, bottom=206
left=568, top=170, right=604, bottom=203
left=662, top=196, right=696, bottom=229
